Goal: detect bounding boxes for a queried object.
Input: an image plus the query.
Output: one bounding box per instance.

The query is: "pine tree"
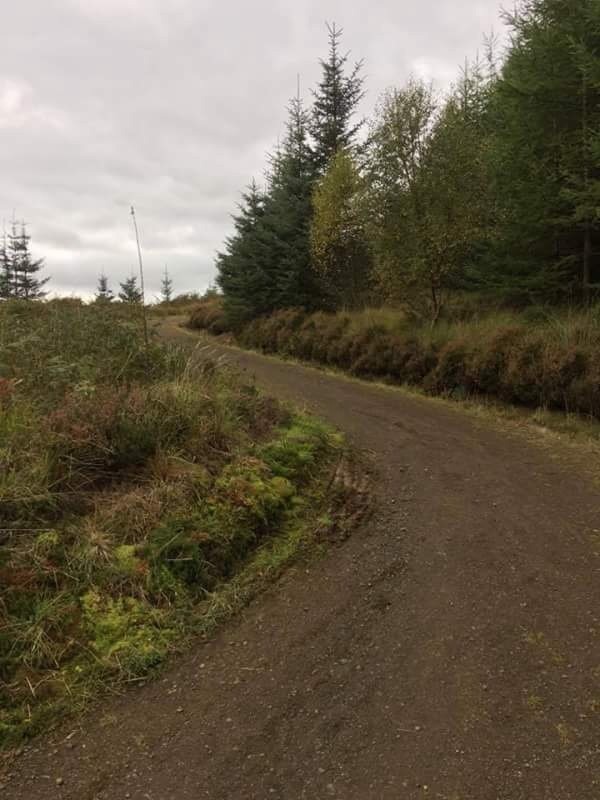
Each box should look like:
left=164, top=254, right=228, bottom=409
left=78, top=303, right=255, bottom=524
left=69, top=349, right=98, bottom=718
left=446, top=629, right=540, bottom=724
left=118, top=275, right=143, bottom=304
left=310, top=23, right=365, bottom=171
left=95, top=273, right=114, bottom=303
left=0, top=232, right=11, bottom=299
left=160, top=266, right=173, bottom=303
left=7, top=221, right=48, bottom=300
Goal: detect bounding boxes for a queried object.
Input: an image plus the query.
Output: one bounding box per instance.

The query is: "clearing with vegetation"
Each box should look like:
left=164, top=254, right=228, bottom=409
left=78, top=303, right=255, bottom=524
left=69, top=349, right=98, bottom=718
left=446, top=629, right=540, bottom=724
left=1, top=315, right=598, bottom=800
left=0, top=302, right=344, bottom=752
left=2, top=2, right=600, bottom=796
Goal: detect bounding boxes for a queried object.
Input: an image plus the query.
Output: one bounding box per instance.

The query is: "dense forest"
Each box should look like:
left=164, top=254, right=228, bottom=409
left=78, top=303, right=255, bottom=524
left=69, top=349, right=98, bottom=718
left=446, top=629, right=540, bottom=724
left=216, top=0, right=600, bottom=326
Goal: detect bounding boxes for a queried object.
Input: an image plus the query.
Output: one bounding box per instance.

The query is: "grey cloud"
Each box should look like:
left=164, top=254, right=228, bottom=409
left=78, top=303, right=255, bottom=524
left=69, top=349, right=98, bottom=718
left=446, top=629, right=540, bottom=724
left=0, top=0, right=503, bottom=299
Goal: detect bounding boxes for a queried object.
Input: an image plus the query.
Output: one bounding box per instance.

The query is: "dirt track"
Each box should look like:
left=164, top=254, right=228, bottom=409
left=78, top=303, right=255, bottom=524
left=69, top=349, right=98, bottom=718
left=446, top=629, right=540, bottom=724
left=3, top=318, right=599, bottom=799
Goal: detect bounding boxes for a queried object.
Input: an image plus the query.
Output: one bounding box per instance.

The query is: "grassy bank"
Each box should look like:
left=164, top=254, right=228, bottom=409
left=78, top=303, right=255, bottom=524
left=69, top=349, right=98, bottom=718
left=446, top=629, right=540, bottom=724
left=0, top=301, right=341, bottom=747
left=189, top=301, right=600, bottom=421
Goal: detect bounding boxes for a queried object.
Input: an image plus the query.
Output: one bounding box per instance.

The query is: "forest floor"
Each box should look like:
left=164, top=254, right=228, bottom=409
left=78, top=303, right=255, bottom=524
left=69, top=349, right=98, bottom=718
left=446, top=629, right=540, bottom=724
left=2, top=316, right=599, bottom=800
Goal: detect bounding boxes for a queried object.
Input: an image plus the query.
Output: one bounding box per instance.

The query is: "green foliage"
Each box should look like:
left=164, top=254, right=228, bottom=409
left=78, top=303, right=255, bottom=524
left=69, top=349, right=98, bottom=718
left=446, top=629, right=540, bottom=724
left=311, top=150, right=371, bottom=309
left=216, top=23, right=365, bottom=323
left=118, top=275, right=143, bottom=304
left=309, top=22, right=365, bottom=171
left=94, top=273, right=114, bottom=303
left=215, top=4, right=600, bottom=323
left=0, top=221, right=48, bottom=300
left=479, top=0, right=600, bottom=299
left=81, top=592, right=177, bottom=678
left=160, top=266, right=173, bottom=303
left=0, top=301, right=337, bottom=747
left=216, top=95, right=321, bottom=326
left=365, top=70, right=495, bottom=321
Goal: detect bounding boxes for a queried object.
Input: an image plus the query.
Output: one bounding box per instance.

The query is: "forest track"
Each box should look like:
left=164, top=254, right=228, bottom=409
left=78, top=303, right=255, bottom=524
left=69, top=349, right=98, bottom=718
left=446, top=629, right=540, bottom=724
left=3, top=316, right=599, bottom=800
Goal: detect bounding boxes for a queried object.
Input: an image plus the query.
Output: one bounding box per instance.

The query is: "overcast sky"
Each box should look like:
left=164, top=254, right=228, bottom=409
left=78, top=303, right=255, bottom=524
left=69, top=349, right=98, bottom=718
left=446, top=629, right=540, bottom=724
left=0, top=0, right=505, bottom=300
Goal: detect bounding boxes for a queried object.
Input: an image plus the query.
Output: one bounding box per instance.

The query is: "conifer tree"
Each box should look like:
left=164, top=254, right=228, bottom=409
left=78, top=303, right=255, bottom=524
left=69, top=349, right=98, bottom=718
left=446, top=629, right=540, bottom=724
left=310, top=23, right=365, bottom=171
left=0, top=232, right=11, bottom=299
left=95, top=273, right=114, bottom=303
left=262, top=93, right=322, bottom=309
left=118, top=275, right=143, bottom=304
left=7, top=221, right=48, bottom=299
left=486, top=0, right=600, bottom=299
left=160, top=266, right=173, bottom=303
left=216, top=181, right=269, bottom=325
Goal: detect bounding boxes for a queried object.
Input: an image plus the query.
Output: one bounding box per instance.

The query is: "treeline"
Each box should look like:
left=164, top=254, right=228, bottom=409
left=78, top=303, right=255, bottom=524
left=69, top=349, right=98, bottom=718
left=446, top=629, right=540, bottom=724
left=216, top=1, right=600, bottom=326
left=0, top=220, right=181, bottom=305
left=95, top=267, right=177, bottom=304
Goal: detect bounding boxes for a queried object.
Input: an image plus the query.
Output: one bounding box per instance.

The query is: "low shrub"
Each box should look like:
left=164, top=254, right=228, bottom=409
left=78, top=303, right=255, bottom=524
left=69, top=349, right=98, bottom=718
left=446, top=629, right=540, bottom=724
left=189, top=297, right=229, bottom=335
left=229, top=304, right=600, bottom=420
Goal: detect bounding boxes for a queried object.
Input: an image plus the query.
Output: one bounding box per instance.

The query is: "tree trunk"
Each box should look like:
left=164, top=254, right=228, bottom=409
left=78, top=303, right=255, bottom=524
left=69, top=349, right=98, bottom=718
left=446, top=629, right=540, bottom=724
left=581, top=69, right=591, bottom=303
left=583, top=222, right=592, bottom=303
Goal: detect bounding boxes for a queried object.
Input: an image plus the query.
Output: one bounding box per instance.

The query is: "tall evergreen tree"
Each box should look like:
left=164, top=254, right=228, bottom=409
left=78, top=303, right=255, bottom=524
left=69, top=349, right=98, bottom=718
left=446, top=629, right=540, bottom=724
left=262, top=93, right=322, bottom=309
left=310, top=23, right=365, bottom=171
left=0, top=232, right=11, bottom=299
left=7, top=221, right=48, bottom=299
left=216, top=180, right=269, bottom=325
left=217, top=91, right=325, bottom=325
left=118, top=275, right=143, bottom=304
left=95, top=273, right=114, bottom=303
left=160, top=266, right=174, bottom=303
left=485, top=0, right=600, bottom=299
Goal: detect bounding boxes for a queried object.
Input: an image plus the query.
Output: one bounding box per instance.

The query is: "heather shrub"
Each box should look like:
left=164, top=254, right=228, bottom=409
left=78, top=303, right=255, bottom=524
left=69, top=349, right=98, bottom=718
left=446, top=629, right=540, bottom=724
left=467, top=327, right=523, bottom=396
left=189, top=297, right=229, bottom=335
left=566, top=351, right=600, bottom=417
left=226, top=304, right=600, bottom=421
left=424, top=340, right=473, bottom=395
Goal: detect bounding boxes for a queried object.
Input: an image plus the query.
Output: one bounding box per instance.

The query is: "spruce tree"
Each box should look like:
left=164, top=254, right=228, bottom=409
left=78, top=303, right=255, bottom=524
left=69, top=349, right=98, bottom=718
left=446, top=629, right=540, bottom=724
left=7, top=221, right=48, bottom=299
left=216, top=181, right=269, bottom=325
left=95, top=273, right=114, bottom=303
left=0, top=233, right=11, bottom=299
left=118, top=275, right=143, bottom=303
left=486, top=0, right=600, bottom=299
left=160, top=266, right=173, bottom=303
left=310, top=23, right=365, bottom=171
left=262, top=94, right=323, bottom=309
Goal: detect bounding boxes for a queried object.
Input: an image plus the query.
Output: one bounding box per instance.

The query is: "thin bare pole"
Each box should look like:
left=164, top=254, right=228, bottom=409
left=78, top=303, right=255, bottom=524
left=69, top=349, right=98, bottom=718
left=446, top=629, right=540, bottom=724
left=130, top=205, right=149, bottom=349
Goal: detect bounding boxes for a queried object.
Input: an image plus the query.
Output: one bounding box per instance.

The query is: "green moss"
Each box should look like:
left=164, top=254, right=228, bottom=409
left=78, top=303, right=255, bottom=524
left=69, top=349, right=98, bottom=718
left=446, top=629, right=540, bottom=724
left=113, top=544, right=143, bottom=577
left=81, top=591, right=179, bottom=678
